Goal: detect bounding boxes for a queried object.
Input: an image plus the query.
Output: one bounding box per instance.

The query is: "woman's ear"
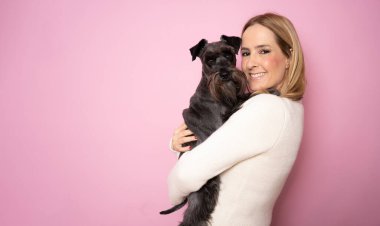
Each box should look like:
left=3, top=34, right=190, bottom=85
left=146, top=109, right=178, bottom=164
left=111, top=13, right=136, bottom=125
left=285, top=49, right=292, bottom=68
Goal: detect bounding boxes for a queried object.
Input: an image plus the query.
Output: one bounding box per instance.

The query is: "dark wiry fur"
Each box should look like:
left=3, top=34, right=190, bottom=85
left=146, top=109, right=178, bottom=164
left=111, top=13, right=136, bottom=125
left=160, top=35, right=249, bottom=226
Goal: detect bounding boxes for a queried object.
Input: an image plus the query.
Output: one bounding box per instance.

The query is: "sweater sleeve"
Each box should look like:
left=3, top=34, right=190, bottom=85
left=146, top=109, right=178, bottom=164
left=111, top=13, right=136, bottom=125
left=168, top=94, right=287, bottom=205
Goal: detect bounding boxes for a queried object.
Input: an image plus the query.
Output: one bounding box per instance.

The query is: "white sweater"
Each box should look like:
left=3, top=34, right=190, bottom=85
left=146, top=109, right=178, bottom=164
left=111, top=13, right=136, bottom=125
left=167, top=94, right=304, bottom=226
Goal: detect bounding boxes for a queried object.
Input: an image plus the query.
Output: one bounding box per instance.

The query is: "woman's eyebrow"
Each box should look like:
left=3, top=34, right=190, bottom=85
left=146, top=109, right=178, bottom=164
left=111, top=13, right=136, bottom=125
left=254, top=44, right=270, bottom=49
left=241, top=45, right=270, bottom=51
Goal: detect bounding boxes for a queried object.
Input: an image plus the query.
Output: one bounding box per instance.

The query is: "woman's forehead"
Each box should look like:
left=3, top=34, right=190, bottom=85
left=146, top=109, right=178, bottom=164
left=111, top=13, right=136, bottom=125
left=242, top=24, right=276, bottom=46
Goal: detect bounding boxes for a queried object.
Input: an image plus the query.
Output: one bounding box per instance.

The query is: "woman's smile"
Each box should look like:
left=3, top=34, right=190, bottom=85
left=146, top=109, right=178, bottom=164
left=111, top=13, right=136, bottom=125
left=249, top=72, right=266, bottom=80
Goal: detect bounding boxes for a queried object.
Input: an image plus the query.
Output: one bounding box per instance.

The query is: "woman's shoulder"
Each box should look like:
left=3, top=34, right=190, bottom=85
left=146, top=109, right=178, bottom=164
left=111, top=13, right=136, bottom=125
left=242, top=93, right=284, bottom=108
left=241, top=93, right=303, bottom=116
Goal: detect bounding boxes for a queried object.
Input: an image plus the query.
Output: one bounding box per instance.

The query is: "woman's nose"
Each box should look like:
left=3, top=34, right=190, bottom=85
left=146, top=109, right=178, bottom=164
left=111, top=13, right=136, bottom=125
left=246, top=56, right=258, bottom=70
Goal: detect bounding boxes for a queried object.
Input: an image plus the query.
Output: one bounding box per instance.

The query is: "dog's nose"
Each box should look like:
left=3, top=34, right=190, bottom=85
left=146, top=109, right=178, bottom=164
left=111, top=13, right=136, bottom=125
left=219, top=70, right=229, bottom=80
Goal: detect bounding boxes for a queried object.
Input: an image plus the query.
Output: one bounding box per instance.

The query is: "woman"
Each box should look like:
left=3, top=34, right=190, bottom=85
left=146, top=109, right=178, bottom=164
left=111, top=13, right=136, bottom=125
left=168, top=12, right=305, bottom=226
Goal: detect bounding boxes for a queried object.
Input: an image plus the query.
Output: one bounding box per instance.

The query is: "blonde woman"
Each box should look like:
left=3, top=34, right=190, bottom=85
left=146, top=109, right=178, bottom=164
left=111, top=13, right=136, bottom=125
left=168, top=13, right=306, bottom=226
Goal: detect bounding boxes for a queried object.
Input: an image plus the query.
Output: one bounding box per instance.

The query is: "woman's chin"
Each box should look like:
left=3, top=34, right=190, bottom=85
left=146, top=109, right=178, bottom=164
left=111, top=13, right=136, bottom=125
left=249, top=84, right=268, bottom=92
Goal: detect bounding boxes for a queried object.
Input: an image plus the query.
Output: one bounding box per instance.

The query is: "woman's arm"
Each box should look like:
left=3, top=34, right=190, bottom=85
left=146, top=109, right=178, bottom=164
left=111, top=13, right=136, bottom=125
left=168, top=94, right=287, bottom=205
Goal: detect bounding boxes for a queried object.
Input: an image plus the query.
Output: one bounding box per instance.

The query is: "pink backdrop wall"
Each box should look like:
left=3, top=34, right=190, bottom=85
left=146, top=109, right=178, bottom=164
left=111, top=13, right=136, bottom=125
left=1, top=0, right=379, bottom=225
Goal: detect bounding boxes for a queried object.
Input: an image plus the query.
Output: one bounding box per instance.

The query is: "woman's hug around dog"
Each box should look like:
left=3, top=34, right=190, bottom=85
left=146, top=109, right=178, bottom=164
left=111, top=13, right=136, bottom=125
left=164, top=12, right=306, bottom=226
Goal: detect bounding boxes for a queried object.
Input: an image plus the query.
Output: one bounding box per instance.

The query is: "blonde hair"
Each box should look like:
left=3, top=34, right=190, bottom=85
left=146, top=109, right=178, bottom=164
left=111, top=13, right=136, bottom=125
left=242, top=13, right=306, bottom=101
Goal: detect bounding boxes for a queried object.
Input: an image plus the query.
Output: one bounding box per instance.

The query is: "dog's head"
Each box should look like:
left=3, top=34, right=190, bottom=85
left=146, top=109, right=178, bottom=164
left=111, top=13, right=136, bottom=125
left=190, top=35, right=248, bottom=106
left=190, top=35, right=240, bottom=77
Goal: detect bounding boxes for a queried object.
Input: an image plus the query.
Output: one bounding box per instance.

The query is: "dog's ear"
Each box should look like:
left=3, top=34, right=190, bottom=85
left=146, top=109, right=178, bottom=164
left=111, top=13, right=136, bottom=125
left=190, top=39, right=208, bottom=61
left=220, top=35, right=241, bottom=54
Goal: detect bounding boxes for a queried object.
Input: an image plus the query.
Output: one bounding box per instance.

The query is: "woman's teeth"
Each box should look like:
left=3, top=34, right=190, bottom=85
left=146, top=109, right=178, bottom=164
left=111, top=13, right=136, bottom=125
left=250, top=72, right=265, bottom=79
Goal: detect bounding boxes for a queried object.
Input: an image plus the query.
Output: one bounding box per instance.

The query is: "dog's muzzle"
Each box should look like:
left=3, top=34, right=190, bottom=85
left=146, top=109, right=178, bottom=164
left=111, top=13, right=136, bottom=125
left=207, top=68, right=248, bottom=106
left=219, top=69, right=230, bottom=80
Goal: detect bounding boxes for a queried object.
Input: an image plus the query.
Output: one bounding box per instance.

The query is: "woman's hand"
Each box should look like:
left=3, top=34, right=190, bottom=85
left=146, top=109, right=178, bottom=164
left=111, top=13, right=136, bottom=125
left=171, top=122, right=197, bottom=152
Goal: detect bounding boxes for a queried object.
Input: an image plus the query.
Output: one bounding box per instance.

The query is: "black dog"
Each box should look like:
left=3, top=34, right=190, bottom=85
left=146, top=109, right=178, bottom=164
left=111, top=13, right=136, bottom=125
left=160, top=35, right=249, bottom=226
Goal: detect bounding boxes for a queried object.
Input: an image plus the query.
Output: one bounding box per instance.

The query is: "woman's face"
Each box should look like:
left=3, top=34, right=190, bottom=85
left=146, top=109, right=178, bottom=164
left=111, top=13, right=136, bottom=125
left=241, top=24, right=289, bottom=92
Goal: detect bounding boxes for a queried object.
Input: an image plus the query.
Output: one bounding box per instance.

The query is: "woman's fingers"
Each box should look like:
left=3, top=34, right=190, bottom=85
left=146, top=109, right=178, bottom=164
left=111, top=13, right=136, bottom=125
left=180, top=135, right=198, bottom=145
left=174, top=122, right=188, bottom=134
left=172, top=135, right=197, bottom=152
left=171, top=122, right=197, bottom=152
left=175, top=144, right=192, bottom=152
left=180, top=129, right=194, bottom=137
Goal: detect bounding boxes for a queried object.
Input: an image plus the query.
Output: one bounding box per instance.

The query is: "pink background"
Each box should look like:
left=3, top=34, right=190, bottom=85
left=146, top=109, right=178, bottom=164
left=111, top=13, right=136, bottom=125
left=1, top=0, right=379, bottom=225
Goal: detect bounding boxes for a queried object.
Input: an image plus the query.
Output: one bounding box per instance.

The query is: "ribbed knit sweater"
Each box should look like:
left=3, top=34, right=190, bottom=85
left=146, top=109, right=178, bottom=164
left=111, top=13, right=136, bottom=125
left=168, top=94, right=304, bottom=226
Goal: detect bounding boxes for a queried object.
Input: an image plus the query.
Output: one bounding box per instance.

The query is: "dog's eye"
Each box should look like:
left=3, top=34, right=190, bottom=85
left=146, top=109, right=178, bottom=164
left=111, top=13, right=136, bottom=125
left=224, top=53, right=232, bottom=59
left=207, top=59, right=215, bottom=65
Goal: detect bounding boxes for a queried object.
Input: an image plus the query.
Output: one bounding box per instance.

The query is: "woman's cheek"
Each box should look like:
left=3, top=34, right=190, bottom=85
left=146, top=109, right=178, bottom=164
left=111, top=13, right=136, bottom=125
left=266, top=54, right=286, bottom=69
left=241, top=59, right=247, bottom=72
left=263, top=55, right=278, bottom=68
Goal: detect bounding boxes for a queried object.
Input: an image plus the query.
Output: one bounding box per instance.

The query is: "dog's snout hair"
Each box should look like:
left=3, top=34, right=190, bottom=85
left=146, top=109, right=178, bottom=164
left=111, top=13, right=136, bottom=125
left=208, top=69, right=248, bottom=107
left=218, top=69, right=229, bottom=80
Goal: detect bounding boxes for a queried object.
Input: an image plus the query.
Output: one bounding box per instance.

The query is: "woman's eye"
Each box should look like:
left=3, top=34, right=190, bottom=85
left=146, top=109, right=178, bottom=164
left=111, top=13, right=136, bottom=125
left=241, top=51, right=249, bottom=57
left=258, top=49, right=271, bottom=54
